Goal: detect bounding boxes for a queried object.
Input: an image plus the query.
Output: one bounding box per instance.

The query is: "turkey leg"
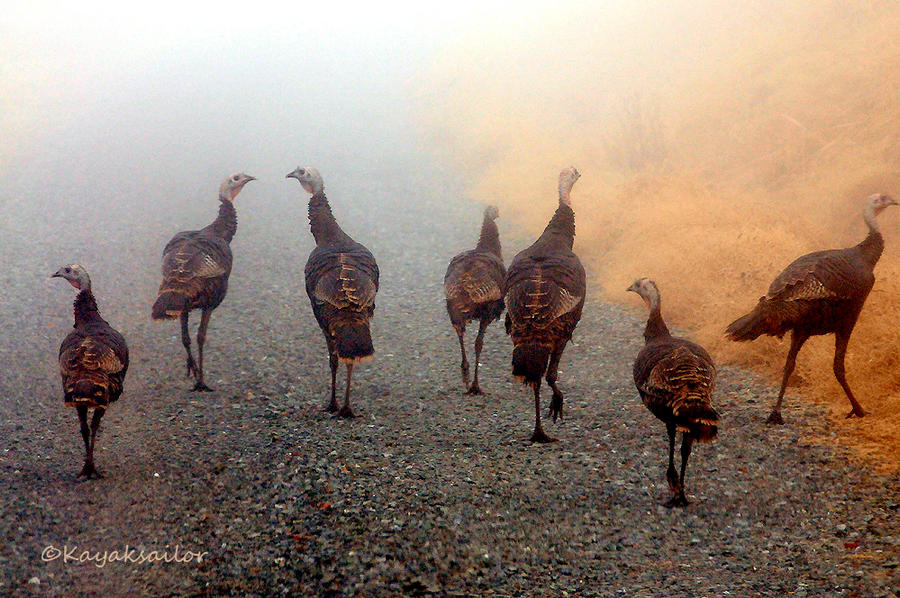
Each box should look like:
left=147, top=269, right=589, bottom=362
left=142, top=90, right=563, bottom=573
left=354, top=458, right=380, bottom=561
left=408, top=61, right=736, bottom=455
left=467, top=318, right=491, bottom=395
left=834, top=330, right=866, bottom=418
left=192, top=308, right=214, bottom=392
left=768, top=330, right=808, bottom=424
left=337, top=362, right=356, bottom=419
left=529, top=382, right=556, bottom=443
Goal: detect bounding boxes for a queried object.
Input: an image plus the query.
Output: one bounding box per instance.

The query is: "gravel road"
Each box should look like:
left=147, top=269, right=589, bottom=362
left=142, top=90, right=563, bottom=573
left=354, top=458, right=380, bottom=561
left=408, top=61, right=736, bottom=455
left=1, top=162, right=898, bottom=597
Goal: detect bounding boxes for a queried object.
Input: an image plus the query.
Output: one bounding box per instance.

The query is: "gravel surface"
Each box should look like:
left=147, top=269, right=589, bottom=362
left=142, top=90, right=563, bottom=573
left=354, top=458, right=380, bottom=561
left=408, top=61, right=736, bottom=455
left=1, top=164, right=898, bottom=597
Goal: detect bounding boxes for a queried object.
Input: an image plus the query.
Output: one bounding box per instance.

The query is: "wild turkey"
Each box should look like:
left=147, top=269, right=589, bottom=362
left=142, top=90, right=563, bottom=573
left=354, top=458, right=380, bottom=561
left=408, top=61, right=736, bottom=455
left=287, top=166, right=379, bottom=418
left=504, top=167, right=586, bottom=442
left=444, top=205, right=506, bottom=394
left=53, top=264, right=129, bottom=479
left=151, top=173, right=255, bottom=391
left=628, top=278, right=718, bottom=508
left=726, top=193, right=897, bottom=424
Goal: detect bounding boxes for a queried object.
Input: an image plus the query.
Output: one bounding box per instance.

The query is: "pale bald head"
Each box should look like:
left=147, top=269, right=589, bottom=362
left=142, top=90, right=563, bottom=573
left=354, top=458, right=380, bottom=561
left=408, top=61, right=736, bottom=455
left=867, top=193, right=897, bottom=215
left=286, top=166, right=324, bottom=195
left=558, top=166, right=581, bottom=206
left=218, top=173, right=256, bottom=203
left=862, top=192, right=898, bottom=231
left=627, top=277, right=660, bottom=311
left=52, top=263, right=91, bottom=291
left=484, top=205, right=500, bottom=220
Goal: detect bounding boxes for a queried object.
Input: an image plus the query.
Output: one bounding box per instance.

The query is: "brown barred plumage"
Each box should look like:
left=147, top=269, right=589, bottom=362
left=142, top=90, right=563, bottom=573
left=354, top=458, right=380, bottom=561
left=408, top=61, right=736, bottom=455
left=726, top=193, right=897, bottom=423
left=152, top=173, right=255, bottom=391
left=629, top=278, right=718, bottom=508
left=53, top=264, right=128, bottom=479
left=288, top=167, right=379, bottom=419
left=444, top=206, right=506, bottom=394
left=503, top=167, right=585, bottom=443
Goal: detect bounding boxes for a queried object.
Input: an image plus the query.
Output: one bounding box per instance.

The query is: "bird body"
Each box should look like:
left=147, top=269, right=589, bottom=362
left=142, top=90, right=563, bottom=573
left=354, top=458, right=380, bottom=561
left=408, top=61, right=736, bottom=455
left=152, top=173, right=255, bottom=391
left=444, top=206, right=506, bottom=394
left=726, top=193, right=896, bottom=423
left=289, top=167, right=379, bottom=418
left=629, top=277, right=718, bottom=507
left=504, top=167, right=585, bottom=442
left=54, top=264, right=128, bottom=479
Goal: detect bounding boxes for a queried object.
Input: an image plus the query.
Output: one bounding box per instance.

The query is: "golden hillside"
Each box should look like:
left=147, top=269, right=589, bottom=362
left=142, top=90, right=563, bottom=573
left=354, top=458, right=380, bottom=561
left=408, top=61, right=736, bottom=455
left=417, top=0, right=900, bottom=471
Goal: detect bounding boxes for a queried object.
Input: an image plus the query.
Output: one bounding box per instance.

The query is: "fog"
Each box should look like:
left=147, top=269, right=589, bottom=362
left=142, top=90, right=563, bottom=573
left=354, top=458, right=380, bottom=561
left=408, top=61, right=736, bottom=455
left=418, top=0, right=900, bottom=467
left=3, top=1, right=899, bottom=467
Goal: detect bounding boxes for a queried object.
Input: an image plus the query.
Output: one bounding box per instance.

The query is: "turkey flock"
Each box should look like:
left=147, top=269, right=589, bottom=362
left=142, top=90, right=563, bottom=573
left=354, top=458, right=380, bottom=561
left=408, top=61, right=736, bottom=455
left=53, top=166, right=895, bottom=508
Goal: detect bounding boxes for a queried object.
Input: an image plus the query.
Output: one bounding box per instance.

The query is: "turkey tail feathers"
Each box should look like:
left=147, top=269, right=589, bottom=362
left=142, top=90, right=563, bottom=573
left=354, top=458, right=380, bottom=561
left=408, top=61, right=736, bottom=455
left=512, top=343, right=550, bottom=385
left=332, top=321, right=374, bottom=363
left=676, top=402, right=719, bottom=442
left=152, top=290, right=188, bottom=320
left=725, top=302, right=767, bottom=341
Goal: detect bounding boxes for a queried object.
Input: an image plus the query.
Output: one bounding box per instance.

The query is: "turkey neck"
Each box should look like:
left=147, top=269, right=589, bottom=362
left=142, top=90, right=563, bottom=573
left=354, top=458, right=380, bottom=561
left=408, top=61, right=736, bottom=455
left=643, top=297, right=670, bottom=341
left=857, top=207, right=884, bottom=268
left=475, top=214, right=502, bottom=257
left=206, top=200, right=238, bottom=243
left=73, top=289, right=102, bottom=326
left=536, top=202, right=576, bottom=250
left=308, top=192, right=352, bottom=246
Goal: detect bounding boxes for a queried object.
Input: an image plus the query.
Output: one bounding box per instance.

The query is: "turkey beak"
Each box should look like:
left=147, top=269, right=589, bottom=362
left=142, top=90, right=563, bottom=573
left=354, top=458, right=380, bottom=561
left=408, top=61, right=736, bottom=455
left=889, top=197, right=899, bottom=206
left=51, top=269, right=64, bottom=279
left=286, top=169, right=300, bottom=181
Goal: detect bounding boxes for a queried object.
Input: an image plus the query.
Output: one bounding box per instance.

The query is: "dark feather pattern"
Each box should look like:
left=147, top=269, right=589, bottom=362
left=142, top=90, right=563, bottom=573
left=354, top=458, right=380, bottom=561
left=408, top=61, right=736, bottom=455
left=444, top=209, right=506, bottom=393
left=725, top=194, right=895, bottom=422
left=504, top=203, right=585, bottom=383
left=60, top=290, right=128, bottom=408
left=634, top=338, right=718, bottom=442
left=502, top=168, right=584, bottom=443
left=305, top=191, right=379, bottom=363
left=727, top=226, right=881, bottom=342
left=152, top=201, right=235, bottom=319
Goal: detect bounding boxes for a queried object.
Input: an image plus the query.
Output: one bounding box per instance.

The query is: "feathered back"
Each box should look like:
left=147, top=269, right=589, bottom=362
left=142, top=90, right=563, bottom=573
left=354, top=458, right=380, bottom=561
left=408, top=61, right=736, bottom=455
left=304, top=192, right=379, bottom=363
left=60, top=289, right=129, bottom=408
left=630, top=278, right=717, bottom=441
left=504, top=193, right=585, bottom=384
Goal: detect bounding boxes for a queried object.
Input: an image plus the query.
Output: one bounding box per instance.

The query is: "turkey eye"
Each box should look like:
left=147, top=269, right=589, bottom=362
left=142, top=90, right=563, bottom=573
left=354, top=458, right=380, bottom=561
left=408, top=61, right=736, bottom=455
left=232, top=175, right=239, bottom=181
left=299, top=169, right=305, bottom=175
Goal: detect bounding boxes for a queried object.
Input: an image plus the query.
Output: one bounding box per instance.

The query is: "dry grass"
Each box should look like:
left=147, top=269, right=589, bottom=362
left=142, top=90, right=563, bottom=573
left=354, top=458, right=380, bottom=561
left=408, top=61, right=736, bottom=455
left=417, top=0, right=900, bottom=472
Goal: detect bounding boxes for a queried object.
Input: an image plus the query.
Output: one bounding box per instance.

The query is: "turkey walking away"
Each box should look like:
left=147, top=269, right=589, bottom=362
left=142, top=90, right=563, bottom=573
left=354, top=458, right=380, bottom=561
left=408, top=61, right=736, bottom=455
left=628, top=278, right=718, bottom=508
left=726, top=193, right=897, bottom=424
left=151, top=173, right=255, bottom=391
left=53, top=264, right=129, bottom=479
left=287, top=166, right=379, bottom=418
left=504, top=167, right=585, bottom=443
left=444, top=205, right=506, bottom=394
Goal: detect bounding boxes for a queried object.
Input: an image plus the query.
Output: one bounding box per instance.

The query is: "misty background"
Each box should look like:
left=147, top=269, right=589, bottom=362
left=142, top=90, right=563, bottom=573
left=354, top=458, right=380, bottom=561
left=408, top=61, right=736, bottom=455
left=2, top=1, right=899, bottom=468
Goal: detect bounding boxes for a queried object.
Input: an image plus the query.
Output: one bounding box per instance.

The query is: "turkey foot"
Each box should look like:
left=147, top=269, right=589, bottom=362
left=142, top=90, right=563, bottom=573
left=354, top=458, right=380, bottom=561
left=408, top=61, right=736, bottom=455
left=335, top=406, right=356, bottom=419
left=765, top=410, right=784, bottom=425
left=191, top=382, right=214, bottom=392
left=529, top=428, right=557, bottom=444
left=663, top=493, right=689, bottom=508
left=845, top=407, right=866, bottom=418
left=325, top=398, right=339, bottom=413
left=549, top=392, right=564, bottom=423
left=666, top=467, right=679, bottom=493
left=465, top=383, right=484, bottom=395
left=77, top=460, right=103, bottom=480
left=185, top=355, right=200, bottom=379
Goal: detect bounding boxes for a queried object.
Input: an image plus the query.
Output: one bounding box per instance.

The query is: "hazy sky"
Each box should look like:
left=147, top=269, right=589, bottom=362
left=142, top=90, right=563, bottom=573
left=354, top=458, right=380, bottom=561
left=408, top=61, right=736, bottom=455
left=0, top=1, right=572, bottom=201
